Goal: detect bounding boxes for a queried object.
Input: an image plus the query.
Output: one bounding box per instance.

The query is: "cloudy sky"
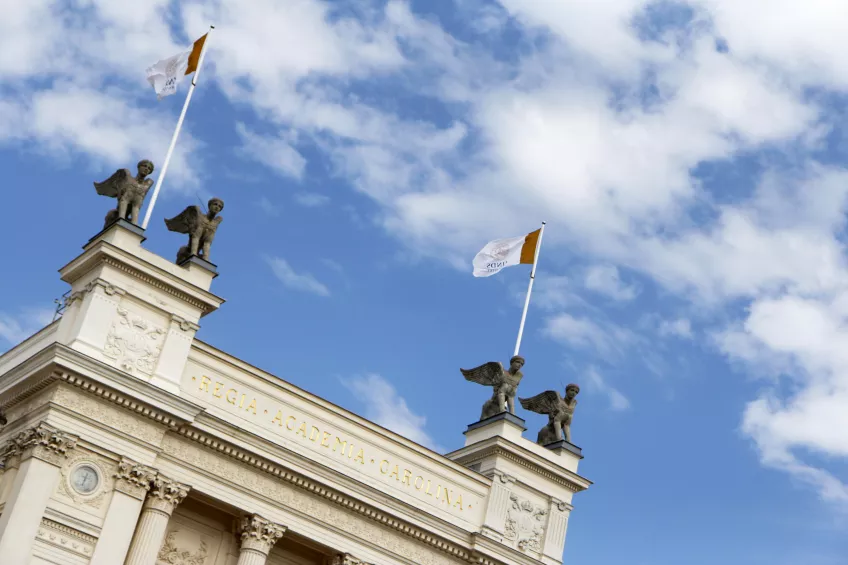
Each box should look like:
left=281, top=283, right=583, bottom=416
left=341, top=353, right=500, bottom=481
left=2, top=1, right=848, bottom=563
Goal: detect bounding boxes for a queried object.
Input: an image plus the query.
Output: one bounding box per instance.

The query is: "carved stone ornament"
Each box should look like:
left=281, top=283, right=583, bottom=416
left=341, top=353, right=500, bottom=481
left=331, top=554, right=374, bottom=565
left=164, top=198, right=224, bottom=264
left=114, top=458, right=157, bottom=499
left=94, top=159, right=155, bottom=228
left=503, top=493, right=548, bottom=554
left=145, top=476, right=190, bottom=514
left=460, top=356, right=525, bottom=420
left=10, top=422, right=78, bottom=465
left=103, top=307, right=166, bottom=376
left=238, top=514, right=286, bottom=555
left=157, top=530, right=208, bottom=565
left=56, top=453, right=113, bottom=509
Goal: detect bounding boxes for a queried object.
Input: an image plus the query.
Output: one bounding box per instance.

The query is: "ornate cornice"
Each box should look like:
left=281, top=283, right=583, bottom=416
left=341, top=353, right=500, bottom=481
left=238, top=514, right=286, bottom=555
left=175, top=427, right=514, bottom=565
left=100, top=256, right=213, bottom=314
left=456, top=447, right=586, bottom=493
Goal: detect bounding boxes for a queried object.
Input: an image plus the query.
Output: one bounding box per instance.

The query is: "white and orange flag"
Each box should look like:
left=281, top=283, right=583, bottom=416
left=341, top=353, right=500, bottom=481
left=145, top=33, right=208, bottom=99
left=472, top=229, right=541, bottom=277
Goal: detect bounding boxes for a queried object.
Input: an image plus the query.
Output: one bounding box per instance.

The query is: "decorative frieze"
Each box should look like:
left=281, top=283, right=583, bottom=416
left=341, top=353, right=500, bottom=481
left=331, top=553, right=375, bottom=565
left=36, top=517, right=96, bottom=558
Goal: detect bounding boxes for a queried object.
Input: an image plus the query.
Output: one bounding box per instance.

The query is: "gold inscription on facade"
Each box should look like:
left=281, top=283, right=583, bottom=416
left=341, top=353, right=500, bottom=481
left=191, top=375, right=468, bottom=512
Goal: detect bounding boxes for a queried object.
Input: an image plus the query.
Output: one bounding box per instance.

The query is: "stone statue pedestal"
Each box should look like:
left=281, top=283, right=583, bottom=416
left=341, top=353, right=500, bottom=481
left=54, top=219, right=224, bottom=395
left=448, top=412, right=591, bottom=565
left=542, top=440, right=583, bottom=459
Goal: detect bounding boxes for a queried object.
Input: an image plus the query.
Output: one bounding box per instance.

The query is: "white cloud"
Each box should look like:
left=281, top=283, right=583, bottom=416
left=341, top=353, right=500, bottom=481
left=543, top=313, right=633, bottom=356
left=585, top=367, right=631, bottom=412
left=236, top=123, right=306, bottom=180
left=342, top=374, right=441, bottom=451
left=584, top=265, right=639, bottom=301
left=0, top=308, right=55, bottom=348
left=256, top=196, right=280, bottom=216
left=4, top=0, right=848, bottom=505
left=266, top=256, right=330, bottom=297
left=293, top=193, right=330, bottom=207
left=658, top=318, right=693, bottom=339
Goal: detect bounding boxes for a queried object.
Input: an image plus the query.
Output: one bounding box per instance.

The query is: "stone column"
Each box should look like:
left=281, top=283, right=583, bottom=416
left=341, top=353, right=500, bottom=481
left=124, top=475, right=189, bottom=565
left=89, top=459, right=156, bottom=565
left=480, top=471, right=516, bottom=541
left=0, top=423, right=78, bottom=565
left=236, top=514, right=286, bottom=565
left=541, top=497, right=572, bottom=561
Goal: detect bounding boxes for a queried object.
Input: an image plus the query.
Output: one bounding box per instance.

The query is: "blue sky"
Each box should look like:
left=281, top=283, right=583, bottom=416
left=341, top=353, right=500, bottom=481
left=2, top=1, right=848, bottom=564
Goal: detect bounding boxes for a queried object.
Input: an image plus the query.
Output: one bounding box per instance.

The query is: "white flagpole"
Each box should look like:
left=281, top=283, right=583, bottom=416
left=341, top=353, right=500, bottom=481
left=514, top=221, right=546, bottom=357
left=141, top=25, right=215, bottom=230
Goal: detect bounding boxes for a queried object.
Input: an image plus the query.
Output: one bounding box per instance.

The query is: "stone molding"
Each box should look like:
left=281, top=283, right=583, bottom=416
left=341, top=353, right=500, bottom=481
left=455, top=446, right=586, bottom=493
left=171, top=315, right=200, bottom=333
left=65, top=278, right=126, bottom=307
left=3, top=422, right=78, bottom=466
left=238, top=514, right=286, bottom=556
left=36, top=517, right=97, bottom=558
left=100, top=256, right=214, bottom=314
left=331, top=553, right=375, bottom=565
left=168, top=434, right=517, bottom=565
left=144, top=476, right=190, bottom=515
left=114, top=458, right=157, bottom=499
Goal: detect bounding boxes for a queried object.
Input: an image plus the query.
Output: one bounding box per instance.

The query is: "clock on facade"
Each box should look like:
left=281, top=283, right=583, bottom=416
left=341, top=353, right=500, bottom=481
left=70, top=464, right=100, bottom=495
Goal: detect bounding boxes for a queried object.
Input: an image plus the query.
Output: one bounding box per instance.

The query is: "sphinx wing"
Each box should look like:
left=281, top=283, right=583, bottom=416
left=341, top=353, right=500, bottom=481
left=460, top=361, right=503, bottom=386
left=164, top=205, right=201, bottom=234
left=93, top=168, right=130, bottom=197
left=519, top=390, right=561, bottom=415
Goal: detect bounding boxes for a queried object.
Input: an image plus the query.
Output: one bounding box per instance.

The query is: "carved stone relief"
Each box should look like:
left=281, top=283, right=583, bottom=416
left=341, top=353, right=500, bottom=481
left=162, top=436, right=463, bottom=565
left=157, top=530, right=208, bottom=565
left=56, top=450, right=115, bottom=510
left=36, top=517, right=96, bottom=558
left=503, top=493, right=547, bottom=554
left=52, top=386, right=166, bottom=445
left=103, top=307, right=166, bottom=375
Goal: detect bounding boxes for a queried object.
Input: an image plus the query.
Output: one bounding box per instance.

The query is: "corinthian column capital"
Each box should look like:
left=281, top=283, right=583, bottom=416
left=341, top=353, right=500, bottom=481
left=238, top=514, right=286, bottom=556
left=14, top=422, right=78, bottom=466
left=114, top=458, right=157, bottom=499
left=143, top=476, right=190, bottom=514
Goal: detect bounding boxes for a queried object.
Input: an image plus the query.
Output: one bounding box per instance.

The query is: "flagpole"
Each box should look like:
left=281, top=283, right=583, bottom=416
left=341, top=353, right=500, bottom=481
left=514, top=221, right=546, bottom=357
left=141, top=25, right=215, bottom=230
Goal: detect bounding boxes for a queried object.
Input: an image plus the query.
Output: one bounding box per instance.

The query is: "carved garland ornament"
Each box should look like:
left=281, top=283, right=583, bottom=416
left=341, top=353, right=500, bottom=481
left=103, top=307, right=166, bottom=375
left=157, top=531, right=208, bottom=565
left=503, top=493, right=547, bottom=554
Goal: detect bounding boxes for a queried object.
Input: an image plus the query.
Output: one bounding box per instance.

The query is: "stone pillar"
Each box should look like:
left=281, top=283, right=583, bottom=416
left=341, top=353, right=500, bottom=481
left=480, top=471, right=516, bottom=541
left=89, top=459, right=156, bottom=565
left=236, top=514, right=286, bottom=565
left=124, top=475, right=189, bottom=565
left=542, top=497, right=572, bottom=561
left=0, top=423, right=78, bottom=565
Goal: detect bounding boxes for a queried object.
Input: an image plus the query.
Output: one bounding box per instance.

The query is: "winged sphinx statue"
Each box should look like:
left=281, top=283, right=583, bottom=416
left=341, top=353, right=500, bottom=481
left=164, top=198, right=224, bottom=264
left=93, top=159, right=155, bottom=228
left=460, top=356, right=525, bottom=421
left=520, top=384, right=580, bottom=445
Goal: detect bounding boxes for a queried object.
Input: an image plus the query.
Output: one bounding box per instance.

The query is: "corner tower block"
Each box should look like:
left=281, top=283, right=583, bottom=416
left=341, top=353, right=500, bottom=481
left=55, top=219, right=224, bottom=394
left=448, top=412, right=591, bottom=565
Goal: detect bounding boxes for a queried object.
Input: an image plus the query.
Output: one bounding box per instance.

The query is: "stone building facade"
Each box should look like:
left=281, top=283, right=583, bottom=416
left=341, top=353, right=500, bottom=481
left=0, top=220, right=590, bottom=565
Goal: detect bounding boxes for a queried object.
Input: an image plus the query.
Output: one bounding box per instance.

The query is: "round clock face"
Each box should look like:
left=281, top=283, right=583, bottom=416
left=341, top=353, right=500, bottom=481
left=71, top=465, right=100, bottom=495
